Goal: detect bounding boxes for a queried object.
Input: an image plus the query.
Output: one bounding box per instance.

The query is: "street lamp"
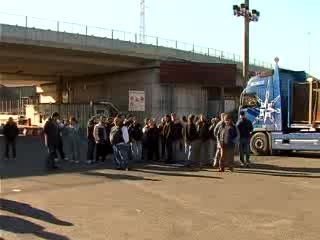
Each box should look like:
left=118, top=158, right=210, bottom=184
left=233, top=1, right=260, bottom=83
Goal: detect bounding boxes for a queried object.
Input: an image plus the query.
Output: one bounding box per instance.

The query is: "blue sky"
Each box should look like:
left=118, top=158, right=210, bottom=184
left=1, top=0, right=319, bottom=77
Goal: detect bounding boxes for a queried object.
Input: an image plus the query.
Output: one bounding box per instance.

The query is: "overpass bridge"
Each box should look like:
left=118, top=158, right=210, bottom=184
left=0, top=13, right=272, bottom=83
left=0, top=14, right=273, bottom=118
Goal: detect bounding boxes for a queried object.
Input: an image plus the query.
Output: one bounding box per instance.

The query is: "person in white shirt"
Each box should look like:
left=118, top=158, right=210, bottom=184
left=110, top=117, right=130, bottom=170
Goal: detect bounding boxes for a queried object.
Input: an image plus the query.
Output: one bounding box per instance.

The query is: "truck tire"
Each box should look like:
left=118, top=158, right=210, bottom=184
left=250, top=132, right=269, bottom=155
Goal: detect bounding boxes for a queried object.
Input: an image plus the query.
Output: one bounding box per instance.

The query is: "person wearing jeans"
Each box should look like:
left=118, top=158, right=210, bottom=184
left=128, top=117, right=143, bottom=163
left=110, top=117, right=130, bottom=170
left=217, top=114, right=238, bottom=172
left=3, top=117, right=19, bottom=160
left=43, top=112, right=60, bottom=170
left=184, top=114, right=199, bottom=168
left=236, top=111, right=253, bottom=167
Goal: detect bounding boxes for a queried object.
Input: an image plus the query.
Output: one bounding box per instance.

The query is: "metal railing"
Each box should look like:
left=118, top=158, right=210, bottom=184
left=0, top=12, right=273, bottom=69
left=0, top=98, right=39, bottom=115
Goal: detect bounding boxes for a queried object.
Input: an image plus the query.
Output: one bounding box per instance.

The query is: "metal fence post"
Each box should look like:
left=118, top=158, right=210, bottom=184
left=85, top=26, right=88, bottom=36
left=25, top=16, right=28, bottom=28
left=156, top=37, right=158, bottom=46
left=135, top=33, right=137, bottom=43
left=111, top=29, right=114, bottom=39
left=192, top=44, right=194, bottom=52
left=233, top=54, right=236, bottom=63
left=57, top=21, right=59, bottom=32
left=175, top=40, right=178, bottom=49
left=207, top=48, right=210, bottom=56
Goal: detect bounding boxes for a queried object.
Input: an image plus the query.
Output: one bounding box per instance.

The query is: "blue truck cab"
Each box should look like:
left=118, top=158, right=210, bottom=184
left=239, top=60, right=320, bottom=155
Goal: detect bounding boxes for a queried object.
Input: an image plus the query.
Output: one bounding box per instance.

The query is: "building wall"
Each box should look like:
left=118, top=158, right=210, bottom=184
left=37, top=65, right=241, bottom=121
left=66, top=68, right=209, bottom=121
left=67, top=68, right=159, bottom=120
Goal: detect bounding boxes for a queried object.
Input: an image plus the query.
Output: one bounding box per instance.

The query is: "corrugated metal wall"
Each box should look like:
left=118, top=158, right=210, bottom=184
left=151, top=84, right=207, bottom=121
left=37, top=104, right=91, bottom=129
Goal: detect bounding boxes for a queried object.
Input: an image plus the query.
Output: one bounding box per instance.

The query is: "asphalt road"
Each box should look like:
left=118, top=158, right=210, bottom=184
left=1, top=137, right=320, bottom=240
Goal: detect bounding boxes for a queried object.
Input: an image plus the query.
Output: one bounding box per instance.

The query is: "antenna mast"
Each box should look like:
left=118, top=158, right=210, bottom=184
left=140, top=0, right=146, bottom=43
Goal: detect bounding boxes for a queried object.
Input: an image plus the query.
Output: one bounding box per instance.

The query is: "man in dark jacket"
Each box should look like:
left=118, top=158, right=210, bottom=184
left=43, top=112, right=60, bottom=170
left=170, top=113, right=184, bottom=162
left=236, top=111, right=253, bottom=167
left=163, top=115, right=174, bottom=163
left=3, top=117, right=19, bottom=160
left=185, top=114, right=199, bottom=168
left=86, top=117, right=96, bottom=164
left=145, top=119, right=160, bottom=161
left=197, top=114, right=210, bottom=168
left=158, top=117, right=166, bottom=161
left=128, top=116, right=143, bottom=162
left=217, top=114, right=238, bottom=172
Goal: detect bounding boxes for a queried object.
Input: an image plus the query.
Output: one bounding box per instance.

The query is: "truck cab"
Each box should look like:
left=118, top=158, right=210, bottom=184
left=239, top=60, right=320, bottom=155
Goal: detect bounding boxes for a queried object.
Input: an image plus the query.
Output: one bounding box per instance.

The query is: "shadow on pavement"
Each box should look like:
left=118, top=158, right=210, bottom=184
left=133, top=163, right=223, bottom=179
left=0, top=199, right=73, bottom=226
left=81, top=171, right=161, bottom=181
left=236, top=163, right=320, bottom=178
left=0, top=215, right=70, bottom=240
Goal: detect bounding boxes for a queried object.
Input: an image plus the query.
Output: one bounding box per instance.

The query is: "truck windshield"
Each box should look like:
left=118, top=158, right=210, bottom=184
left=241, top=93, right=259, bottom=108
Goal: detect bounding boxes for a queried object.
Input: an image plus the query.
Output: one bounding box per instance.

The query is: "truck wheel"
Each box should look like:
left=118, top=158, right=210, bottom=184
left=250, top=132, right=269, bottom=155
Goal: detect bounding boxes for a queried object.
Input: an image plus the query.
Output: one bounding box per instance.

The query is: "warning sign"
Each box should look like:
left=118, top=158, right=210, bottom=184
left=129, top=91, right=145, bottom=112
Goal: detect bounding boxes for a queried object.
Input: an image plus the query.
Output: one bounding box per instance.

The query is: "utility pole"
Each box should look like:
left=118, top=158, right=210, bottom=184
left=308, top=32, right=311, bottom=76
left=140, top=0, right=146, bottom=43
left=233, top=1, right=260, bottom=83
left=243, top=0, right=250, bottom=83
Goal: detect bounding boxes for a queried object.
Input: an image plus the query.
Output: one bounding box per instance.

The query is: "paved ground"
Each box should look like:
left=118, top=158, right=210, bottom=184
left=1, top=136, right=320, bottom=240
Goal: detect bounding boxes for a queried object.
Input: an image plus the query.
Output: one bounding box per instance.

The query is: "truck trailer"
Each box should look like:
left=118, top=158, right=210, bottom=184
left=239, top=59, right=320, bottom=155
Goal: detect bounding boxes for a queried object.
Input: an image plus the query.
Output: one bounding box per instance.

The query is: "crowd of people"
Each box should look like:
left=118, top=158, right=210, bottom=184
left=1, top=110, right=253, bottom=173
left=41, top=110, right=253, bottom=172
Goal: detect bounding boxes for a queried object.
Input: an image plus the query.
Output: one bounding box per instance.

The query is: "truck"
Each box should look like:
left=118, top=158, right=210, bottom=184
left=239, top=58, right=320, bottom=155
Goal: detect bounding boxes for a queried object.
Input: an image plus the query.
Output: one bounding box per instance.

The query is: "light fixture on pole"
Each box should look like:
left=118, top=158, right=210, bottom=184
left=233, top=1, right=260, bottom=83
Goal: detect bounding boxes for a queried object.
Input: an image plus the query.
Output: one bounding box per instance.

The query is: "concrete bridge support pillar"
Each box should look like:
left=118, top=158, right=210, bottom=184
left=56, top=77, right=63, bottom=104
left=220, top=87, right=225, bottom=114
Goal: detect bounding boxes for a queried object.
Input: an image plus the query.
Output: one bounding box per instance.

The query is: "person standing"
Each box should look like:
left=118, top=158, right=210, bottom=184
left=213, top=113, right=226, bottom=168
left=105, top=117, right=114, bottom=160
left=86, top=117, right=96, bottom=164
left=163, top=115, right=174, bottom=163
left=141, top=118, right=150, bottom=162
left=208, top=117, right=219, bottom=165
left=197, top=114, right=210, bottom=168
left=110, top=117, right=130, bottom=170
left=3, top=117, right=19, bottom=160
left=170, top=113, right=184, bottom=162
left=128, top=116, right=143, bottom=163
left=56, top=119, right=67, bottom=162
left=43, top=112, right=60, bottom=170
left=158, top=117, right=166, bottom=161
left=217, top=114, right=238, bottom=172
left=67, top=117, right=81, bottom=163
left=184, top=114, right=199, bottom=168
left=93, top=116, right=107, bottom=163
left=237, top=111, right=253, bottom=167
left=146, top=119, right=160, bottom=161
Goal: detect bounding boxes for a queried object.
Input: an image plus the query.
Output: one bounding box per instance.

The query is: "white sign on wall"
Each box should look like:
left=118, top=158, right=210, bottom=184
left=129, top=90, right=145, bottom=111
